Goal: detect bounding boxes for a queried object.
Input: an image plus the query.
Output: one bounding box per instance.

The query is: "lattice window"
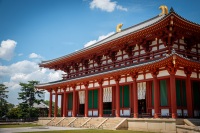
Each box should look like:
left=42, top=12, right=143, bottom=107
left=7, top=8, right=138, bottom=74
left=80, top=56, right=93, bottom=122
left=79, top=91, right=85, bottom=104
left=137, top=82, right=146, bottom=100
left=103, top=87, right=112, bottom=102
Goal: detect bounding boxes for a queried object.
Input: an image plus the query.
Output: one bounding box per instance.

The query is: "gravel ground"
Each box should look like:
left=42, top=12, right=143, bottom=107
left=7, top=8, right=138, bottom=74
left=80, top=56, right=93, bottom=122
left=0, top=126, right=86, bottom=133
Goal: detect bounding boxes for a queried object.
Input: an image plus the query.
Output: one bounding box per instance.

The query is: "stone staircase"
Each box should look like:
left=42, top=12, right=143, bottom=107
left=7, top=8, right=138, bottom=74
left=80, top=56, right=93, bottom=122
left=57, top=117, right=76, bottom=127
left=47, top=117, right=63, bottom=126
left=69, top=117, right=90, bottom=128
left=176, top=119, right=200, bottom=133
left=100, top=118, right=124, bottom=130
left=82, top=117, right=107, bottom=128
left=37, top=117, right=52, bottom=125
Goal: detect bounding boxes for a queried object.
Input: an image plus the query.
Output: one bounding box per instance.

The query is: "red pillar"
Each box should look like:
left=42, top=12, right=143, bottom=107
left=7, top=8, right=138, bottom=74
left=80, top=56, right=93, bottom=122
left=84, top=82, right=89, bottom=117
left=98, top=79, right=103, bottom=117
left=63, top=89, right=67, bottom=117
left=72, top=87, right=76, bottom=117
left=48, top=89, right=52, bottom=117
left=114, top=75, right=121, bottom=117
left=131, top=72, right=138, bottom=118
left=112, top=87, right=116, bottom=116
left=185, top=68, right=193, bottom=118
left=151, top=69, right=159, bottom=118
left=133, top=78, right=138, bottom=118
left=61, top=94, right=63, bottom=117
left=170, top=72, right=177, bottom=118
left=54, top=89, right=58, bottom=117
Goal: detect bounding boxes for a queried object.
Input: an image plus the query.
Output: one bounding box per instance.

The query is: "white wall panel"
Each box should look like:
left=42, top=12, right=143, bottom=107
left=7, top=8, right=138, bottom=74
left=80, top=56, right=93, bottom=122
left=103, top=81, right=109, bottom=86
left=176, top=70, right=186, bottom=77
left=88, top=83, right=93, bottom=88
left=110, top=79, right=115, bottom=85
left=119, top=78, right=125, bottom=83
left=137, top=75, right=144, bottom=80
left=127, top=76, right=133, bottom=82
left=191, top=72, right=197, bottom=78
left=146, top=73, right=153, bottom=79
left=157, top=70, right=169, bottom=77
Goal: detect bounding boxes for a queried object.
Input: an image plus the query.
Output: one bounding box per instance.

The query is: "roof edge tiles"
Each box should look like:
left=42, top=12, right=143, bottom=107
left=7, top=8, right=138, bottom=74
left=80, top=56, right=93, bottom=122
left=39, top=14, right=168, bottom=66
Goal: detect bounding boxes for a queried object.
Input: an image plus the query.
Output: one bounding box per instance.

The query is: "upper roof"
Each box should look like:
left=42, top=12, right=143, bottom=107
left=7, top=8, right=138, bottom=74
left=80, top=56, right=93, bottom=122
left=39, top=8, right=200, bottom=68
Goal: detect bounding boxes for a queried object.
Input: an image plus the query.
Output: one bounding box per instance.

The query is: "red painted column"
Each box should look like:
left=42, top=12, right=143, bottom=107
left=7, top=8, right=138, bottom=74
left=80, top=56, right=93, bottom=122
left=98, top=79, right=104, bottom=117
left=133, top=78, right=138, bottom=118
left=170, top=72, right=177, bottom=118
left=63, top=89, right=67, bottom=117
left=185, top=67, right=193, bottom=118
left=72, top=86, right=76, bottom=117
left=66, top=93, right=68, bottom=117
left=151, top=69, right=159, bottom=118
left=112, top=87, right=116, bottom=116
left=114, top=75, right=121, bottom=117
left=48, top=89, right=52, bottom=117
left=84, top=82, right=89, bottom=117
left=54, top=89, right=58, bottom=117
left=61, top=94, right=63, bottom=117
left=130, top=72, right=138, bottom=118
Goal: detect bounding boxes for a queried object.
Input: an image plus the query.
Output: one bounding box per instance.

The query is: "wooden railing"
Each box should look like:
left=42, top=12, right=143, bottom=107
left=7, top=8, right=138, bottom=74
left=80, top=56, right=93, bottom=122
left=62, top=47, right=199, bottom=80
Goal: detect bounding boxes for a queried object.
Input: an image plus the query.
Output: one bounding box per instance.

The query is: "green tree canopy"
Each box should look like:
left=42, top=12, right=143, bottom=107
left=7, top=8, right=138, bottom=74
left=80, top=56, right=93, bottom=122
left=0, top=84, right=9, bottom=118
left=18, top=81, right=44, bottom=118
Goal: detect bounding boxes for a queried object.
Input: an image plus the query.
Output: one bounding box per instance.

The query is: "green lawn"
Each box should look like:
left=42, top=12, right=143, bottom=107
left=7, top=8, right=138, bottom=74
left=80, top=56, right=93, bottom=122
left=20, top=130, right=152, bottom=133
left=0, top=123, right=40, bottom=128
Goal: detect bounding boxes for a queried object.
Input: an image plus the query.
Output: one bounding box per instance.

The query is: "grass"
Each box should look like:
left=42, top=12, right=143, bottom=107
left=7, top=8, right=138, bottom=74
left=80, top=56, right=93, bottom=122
left=0, top=123, right=40, bottom=128
left=20, top=130, right=152, bottom=133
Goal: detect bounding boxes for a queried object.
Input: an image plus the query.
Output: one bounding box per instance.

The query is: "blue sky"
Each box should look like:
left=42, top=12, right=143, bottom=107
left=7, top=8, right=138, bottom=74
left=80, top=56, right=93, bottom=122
left=0, top=0, right=200, bottom=105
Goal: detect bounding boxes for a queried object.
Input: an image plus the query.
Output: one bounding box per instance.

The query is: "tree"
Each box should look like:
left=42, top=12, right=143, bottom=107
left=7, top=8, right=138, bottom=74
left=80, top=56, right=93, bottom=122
left=43, top=100, right=61, bottom=117
left=0, top=84, right=9, bottom=118
left=18, top=81, right=44, bottom=118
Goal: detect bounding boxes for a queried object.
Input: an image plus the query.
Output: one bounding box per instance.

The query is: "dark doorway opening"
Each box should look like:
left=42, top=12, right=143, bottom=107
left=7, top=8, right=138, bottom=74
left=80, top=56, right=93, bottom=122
left=103, top=102, right=112, bottom=116
left=138, top=99, right=146, bottom=115
left=79, top=104, right=84, bottom=116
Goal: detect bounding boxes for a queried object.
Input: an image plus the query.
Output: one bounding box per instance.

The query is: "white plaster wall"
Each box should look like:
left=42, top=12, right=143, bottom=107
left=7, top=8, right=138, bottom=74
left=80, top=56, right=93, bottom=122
left=173, top=44, right=178, bottom=48
left=123, top=54, right=128, bottom=59
left=102, top=60, right=106, bottom=65
left=119, top=78, right=126, bottom=83
left=134, top=45, right=139, bottom=50
left=140, top=50, right=145, bottom=54
left=103, top=81, right=109, bottom=86
left=179, top=39, right=185, bottom=44
left=159, top=39, right=162, bottom=43
left=117, top=56, right=122, bottom=60
left=117, top=50, right=122, bottom=56
left=157, top=70, right=169, bottom=77
left=159, top=44, right=165, bottom=49
left=110, top=79, right=115, bottom=85
left=88, top=83, right=93, bottom=88
left=134, top=52, right=139, bottom=56
left=76, top=86, right=80, bottom=90
left=191, top=48, right=196, bottom=52
left=94, top=82, right=99, bottom=87
left=108, top=59, right=112, bottom=63
left=191, top=72, right=197, bottom=78
left=151, top=40, right=157, bottom=45
left=81, top=85, right=85, bottom=89
left=176, top=70, right=186, bottom=77
left=146, top=73, right=153, bottom=79
left=152, top=46, right=157, bottom=51
left=127, top=77, right=133, bottom=82
left=137, top=75, right=144, bottom=80
left=180, top=45, right=185, bottom=50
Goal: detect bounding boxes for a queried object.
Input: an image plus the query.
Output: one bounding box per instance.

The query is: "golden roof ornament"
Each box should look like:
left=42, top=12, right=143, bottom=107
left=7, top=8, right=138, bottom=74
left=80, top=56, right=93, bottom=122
left=159, top=5, right=168, bottom=16
left=116, top=23, right=123, bottom=32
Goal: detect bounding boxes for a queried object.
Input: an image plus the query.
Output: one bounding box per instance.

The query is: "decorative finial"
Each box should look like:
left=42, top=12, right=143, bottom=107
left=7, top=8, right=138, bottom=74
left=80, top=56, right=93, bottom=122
left=116, top=23, right=123, bottom=32
left=170, top=7, right=174, bottom=13
left=159, top=5, right=168, bottom=16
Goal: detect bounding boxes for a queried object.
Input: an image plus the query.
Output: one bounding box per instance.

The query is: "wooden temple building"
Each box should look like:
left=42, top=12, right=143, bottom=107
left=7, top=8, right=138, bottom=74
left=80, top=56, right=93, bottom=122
left=36, top=6, right=200, bottom=119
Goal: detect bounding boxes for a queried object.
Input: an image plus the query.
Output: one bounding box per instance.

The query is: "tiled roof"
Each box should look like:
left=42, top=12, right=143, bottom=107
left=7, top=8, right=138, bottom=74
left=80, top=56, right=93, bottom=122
left=40, top=14, right=167, bottom=65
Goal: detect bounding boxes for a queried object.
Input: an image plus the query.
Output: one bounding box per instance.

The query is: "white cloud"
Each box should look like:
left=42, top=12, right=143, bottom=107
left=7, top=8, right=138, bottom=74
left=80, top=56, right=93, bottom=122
left=29, top=53, right=42, bottom=59
left=18, top=53, right=23, bottom=56
left=90, top=0, right=127, bottom=12
left=0, top=39, right=17, bottom=61
left=84, top=31, right=115, bottom=47
left=1, top=60, right=64, bottom=104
